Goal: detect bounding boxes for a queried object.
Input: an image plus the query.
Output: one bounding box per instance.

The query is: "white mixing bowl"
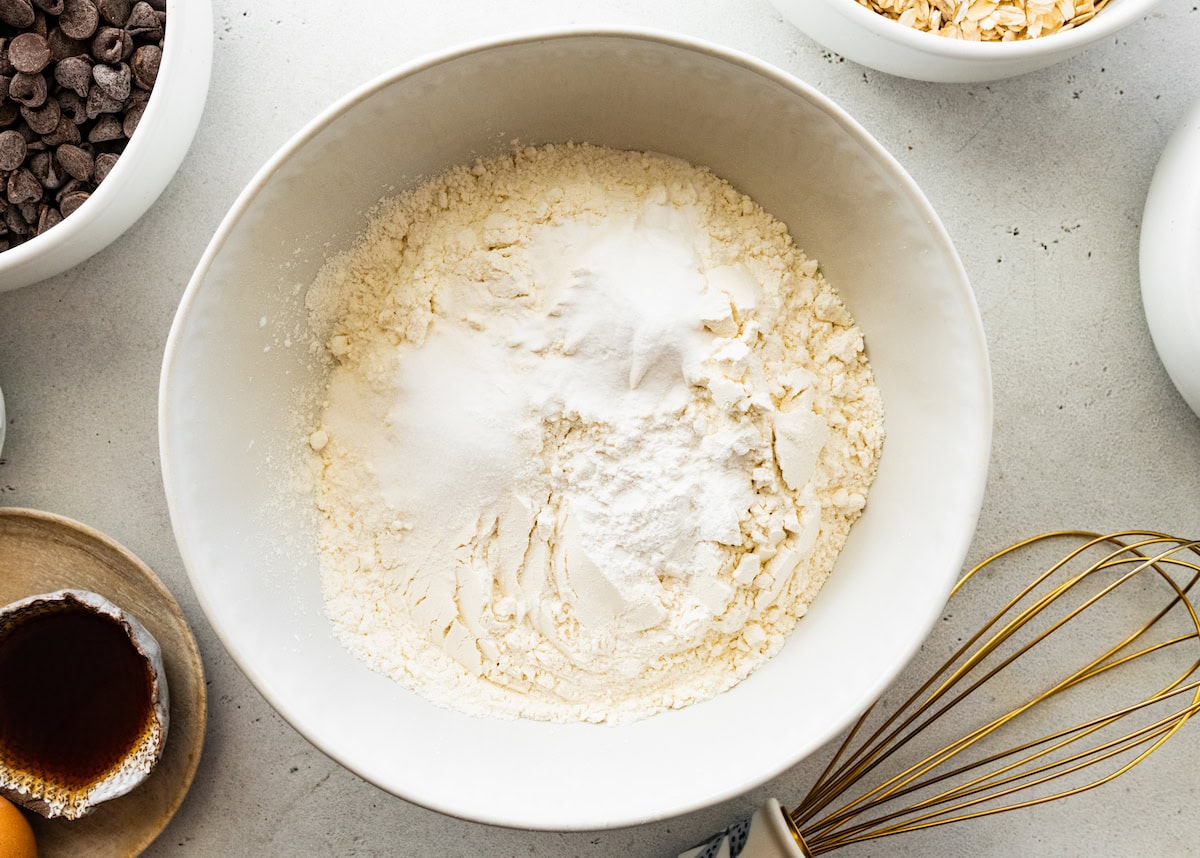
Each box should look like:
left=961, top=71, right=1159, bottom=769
left=160, top=30, right=991, bottom=830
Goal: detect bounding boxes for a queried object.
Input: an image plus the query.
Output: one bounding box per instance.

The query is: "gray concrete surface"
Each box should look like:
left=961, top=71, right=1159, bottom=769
left=2, top=1, right=1199, bottom=855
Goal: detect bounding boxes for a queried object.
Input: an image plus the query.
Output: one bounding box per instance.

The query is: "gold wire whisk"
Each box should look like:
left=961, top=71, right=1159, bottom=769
left=788, top=530, right=1200, bottom=856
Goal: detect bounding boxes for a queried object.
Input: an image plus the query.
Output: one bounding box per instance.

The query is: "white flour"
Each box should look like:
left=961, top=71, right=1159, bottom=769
left=304, top=144, right=883, bottom=722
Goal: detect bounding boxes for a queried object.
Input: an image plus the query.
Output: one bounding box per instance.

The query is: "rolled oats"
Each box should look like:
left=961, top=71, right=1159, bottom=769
left=856, top=0, right=1111, bottom=40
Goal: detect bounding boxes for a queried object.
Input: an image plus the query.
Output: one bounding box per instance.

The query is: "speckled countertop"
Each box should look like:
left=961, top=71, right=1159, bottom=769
left=1, top=1, right=1199, bottom=855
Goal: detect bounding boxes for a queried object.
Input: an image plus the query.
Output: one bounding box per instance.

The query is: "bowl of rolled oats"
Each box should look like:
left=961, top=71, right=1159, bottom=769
left=0, top=0, right=212, bottom=292
left=770, top=0, right=1166, bottom=82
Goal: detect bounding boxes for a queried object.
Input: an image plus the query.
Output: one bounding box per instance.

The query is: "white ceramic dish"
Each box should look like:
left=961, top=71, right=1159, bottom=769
left=1141, top=98, right=1200, bottom=419
left=769, top=0, right=1166, bottom=82
left=0, top=0, right=214, bottom=292
left=160, top=30, right=992, bottom=830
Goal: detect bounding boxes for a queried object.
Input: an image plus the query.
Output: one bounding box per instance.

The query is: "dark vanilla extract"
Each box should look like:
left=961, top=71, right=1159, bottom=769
left=0, top=602, right=154, bottom=791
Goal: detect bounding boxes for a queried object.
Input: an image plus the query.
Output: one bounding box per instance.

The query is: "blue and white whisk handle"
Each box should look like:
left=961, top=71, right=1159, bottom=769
left=678, top=799, right=811, bottom=858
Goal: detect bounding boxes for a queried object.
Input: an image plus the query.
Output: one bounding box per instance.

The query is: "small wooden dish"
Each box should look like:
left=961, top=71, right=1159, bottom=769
left=0, top=508, right=206, bottom=857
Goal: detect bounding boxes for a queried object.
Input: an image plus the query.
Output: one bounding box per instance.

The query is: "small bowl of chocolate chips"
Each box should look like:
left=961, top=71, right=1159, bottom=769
left=0, top=0, right=212, bottom=291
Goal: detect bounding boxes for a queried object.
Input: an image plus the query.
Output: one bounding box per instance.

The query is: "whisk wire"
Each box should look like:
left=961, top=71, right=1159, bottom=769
left=800, top=540, right=1196, bottom=829
left=807, top=683, right=1200, bottom=851
left=791, top=532, right=1200, bottom=854
left=809, top=696, right=1200, bottom=852
left=809, top=546, right=1200, bottom=827
left=803, top=643, right=1200, bottom=843
left=795, top=532, right=1186, bottom=823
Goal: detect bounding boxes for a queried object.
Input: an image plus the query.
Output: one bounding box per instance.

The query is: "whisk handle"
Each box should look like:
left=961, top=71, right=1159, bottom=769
left=678, top=799, right=811, bottom=858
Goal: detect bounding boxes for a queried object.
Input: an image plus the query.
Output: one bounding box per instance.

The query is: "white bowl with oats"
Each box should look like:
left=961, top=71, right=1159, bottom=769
left=771, top=0, right=1166, bottom=82
left=160, top=30, right=991, bottom=829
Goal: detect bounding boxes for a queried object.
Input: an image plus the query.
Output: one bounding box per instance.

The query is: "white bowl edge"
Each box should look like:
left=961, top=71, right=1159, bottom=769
left=1140, top=98, right=1200, bottom=419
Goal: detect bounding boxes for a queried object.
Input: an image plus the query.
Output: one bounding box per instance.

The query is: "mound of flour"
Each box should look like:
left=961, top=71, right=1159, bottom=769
left=304, top=144, right=883, bottom=723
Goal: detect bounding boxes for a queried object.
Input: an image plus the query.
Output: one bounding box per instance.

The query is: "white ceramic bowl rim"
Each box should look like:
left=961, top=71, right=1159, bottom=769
left=0, top=0, right=193, bottom=276
left=162, top=27, right=991, bottom=829
left=827, top=0, right=1156, bottom=58
left=1139, top=99, right=1200, bottom=418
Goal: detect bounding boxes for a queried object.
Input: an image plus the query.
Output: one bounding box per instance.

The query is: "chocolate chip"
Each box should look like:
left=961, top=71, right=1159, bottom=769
left=36, top=202, right=61, bottom=233
left=7, top=33, right=51, bottom=74
left=87, top=110, right=121, bottom=140
left=41, top=114, right=79, bottom=145
left=46, top=27, right=84, bottom=60
left=7, top=71, right=47, bottom=107
left=84, top=83, right=122, bottom=118
left=0, top=129, right=27, bottom=169
left=29, top=10, right=48, bottom=38
left=123, top=0, right=158, bottom=39
left=7, top=167, right=42, bottom=203
left=54, top=175, right=78, bottom=200
left=91, top=60, right=128, bottom=100
left=57, top=90, right=85, bottom=123
left=20, top=97, right=59, bottom=134
left=59, top=0, right=99, bottom=39
left=53, top=141, right=91, bottom=180
left=54, top=54, right=91, bottom=96
left=91, top=149, right=114, bottom=180
left=6, top=203, right=30, bottom=234
left=124, top=84, right=146, bottom=109
left=58, top=188, right=87, bottom=215
left=120, top=95, right=141, bottom=136
left=90, top=25, right=129, bottom=63
left=28, top=149, right=62, bottom=188
left=96, top=0, right=127, bottom=25
left=129, top=42, right=157, bottom=88
left=33, top=0, right=65, bottom=13
left=0, top=0, right=36, bottom=28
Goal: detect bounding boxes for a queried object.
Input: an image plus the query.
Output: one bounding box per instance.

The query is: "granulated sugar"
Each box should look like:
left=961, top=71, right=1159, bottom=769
left=304, top=144, right=884, bottom=723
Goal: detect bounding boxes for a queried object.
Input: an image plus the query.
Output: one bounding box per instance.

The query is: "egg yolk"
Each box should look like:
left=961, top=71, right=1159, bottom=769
left=0, top=796, right=37, bottom=858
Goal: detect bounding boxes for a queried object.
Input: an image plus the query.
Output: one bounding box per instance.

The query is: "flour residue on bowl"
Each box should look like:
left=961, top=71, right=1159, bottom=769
left=303, top=144, right=883, bottom=722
